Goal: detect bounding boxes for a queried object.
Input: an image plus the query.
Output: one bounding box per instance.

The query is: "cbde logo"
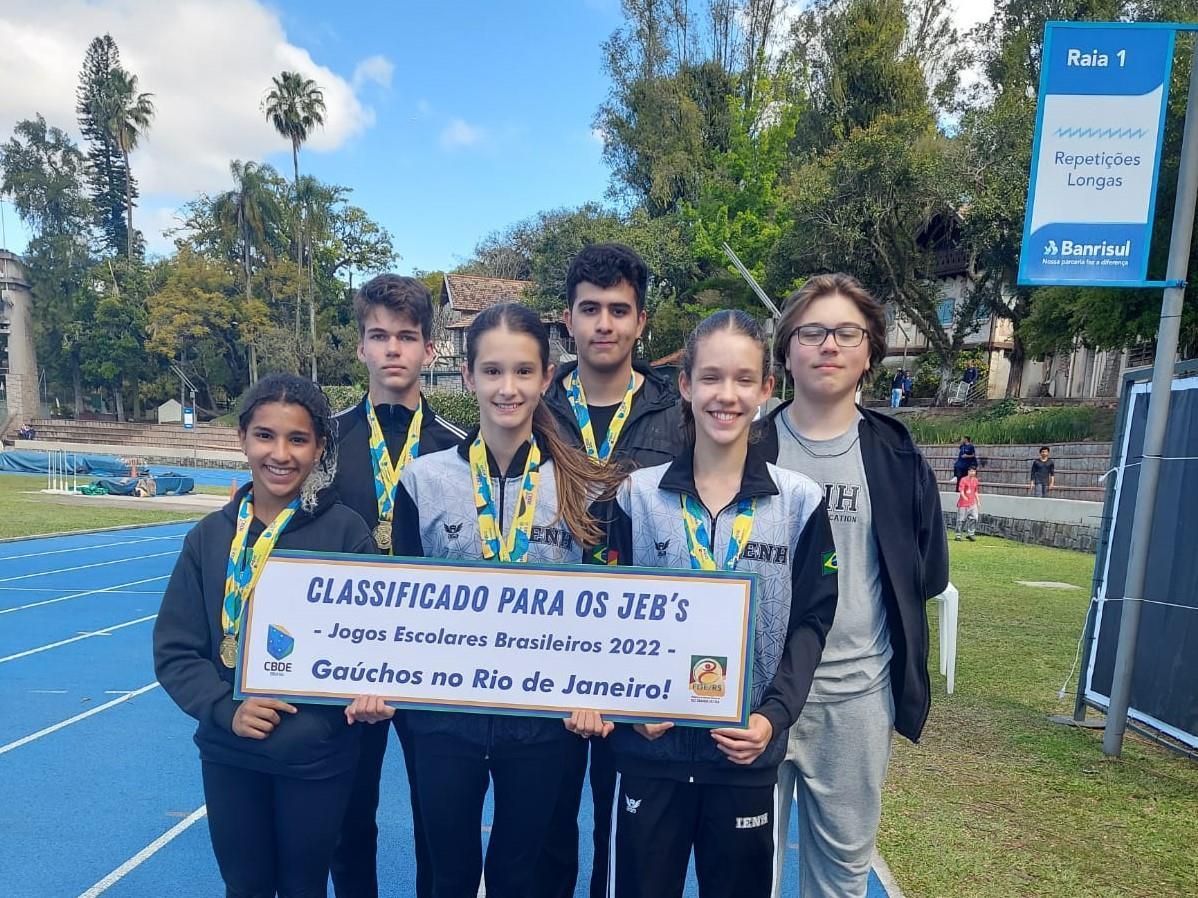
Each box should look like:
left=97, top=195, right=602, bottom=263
left=264, top=624, right=294, bottom=675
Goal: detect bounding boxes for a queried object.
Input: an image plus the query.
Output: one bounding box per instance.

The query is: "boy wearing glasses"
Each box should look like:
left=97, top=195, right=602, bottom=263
left=759, top=274, right=948, bottom=898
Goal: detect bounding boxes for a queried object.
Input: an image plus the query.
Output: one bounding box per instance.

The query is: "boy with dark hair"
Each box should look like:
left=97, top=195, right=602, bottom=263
left=1030, top=446, right=1055, bottom=497
left=330, top=273, right=465, bottom=898
left=536, top=242, right=684, bottom=898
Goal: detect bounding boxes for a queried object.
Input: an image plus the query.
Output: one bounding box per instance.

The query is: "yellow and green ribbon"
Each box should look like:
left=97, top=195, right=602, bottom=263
left=364, top=398, right=422, bottom=548
left=564, top=369, right=635, bottom=462
left=469, top=433, right=541, bottom=563
left=679, top=494, right=756, bottom=571
left=221, top=493, right=299, bottom=640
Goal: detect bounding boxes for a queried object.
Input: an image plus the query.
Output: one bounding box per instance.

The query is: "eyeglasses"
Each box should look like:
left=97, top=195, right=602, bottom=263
left=791, top=325, right=867, bottom=348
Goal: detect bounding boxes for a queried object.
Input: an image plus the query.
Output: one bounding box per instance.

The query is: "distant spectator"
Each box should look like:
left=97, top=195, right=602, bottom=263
left=17, top=423, right=36, bottom=440
left=962, top=362, right=980, bottom=386
left=901, top=371, right=913, bottom=406
left=1030, top=446, right=1055, bottom=497
left=890, top=368, right=905, bottom=408
left=956, top=465, right=981, bottom=541
left=953, top=436, right=977, bottom=489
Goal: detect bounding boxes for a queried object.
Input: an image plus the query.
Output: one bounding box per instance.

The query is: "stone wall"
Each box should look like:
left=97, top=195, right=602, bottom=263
left=943, top=510, right=1098, bottom=553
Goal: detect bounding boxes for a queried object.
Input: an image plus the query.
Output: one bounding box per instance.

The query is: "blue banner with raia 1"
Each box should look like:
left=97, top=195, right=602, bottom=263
left=1019, top=23, right=1175, bottom=286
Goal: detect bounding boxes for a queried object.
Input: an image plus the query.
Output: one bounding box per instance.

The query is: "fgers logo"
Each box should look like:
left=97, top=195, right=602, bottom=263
left=264, top=624, right=295, bottom=675
left=689, top=655, right=726, bottom=699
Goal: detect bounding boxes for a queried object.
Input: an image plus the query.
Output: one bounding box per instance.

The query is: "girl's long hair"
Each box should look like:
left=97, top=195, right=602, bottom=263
left=466, top=303, right=624, bottom=547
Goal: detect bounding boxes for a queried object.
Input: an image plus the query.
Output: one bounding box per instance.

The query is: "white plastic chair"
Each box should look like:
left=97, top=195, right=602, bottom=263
left=931, top=582, right=958, bottom=694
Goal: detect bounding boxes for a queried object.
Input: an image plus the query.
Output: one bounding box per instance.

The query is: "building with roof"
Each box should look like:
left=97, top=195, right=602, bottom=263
left=435, top=274, right=574, bottom=377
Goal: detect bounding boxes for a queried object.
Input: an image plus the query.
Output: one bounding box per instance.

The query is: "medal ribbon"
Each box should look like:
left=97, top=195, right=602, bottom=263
left=469, top=433, right=541, bottom=563
left=564, top=370, right=635, bottom=461
left=364, top=398, right=422, bottom=552
left=679, top=494, right=757, bottom=571
left=221, top=493, right=300, bottom=639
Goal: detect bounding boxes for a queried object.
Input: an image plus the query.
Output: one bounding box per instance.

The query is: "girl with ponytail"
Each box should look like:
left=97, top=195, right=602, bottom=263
left=354, top=302, right=623, bottom=898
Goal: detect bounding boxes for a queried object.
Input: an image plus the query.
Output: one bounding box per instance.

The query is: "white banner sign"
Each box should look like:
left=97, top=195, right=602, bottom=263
left=235, top=551, right=757, bottom=727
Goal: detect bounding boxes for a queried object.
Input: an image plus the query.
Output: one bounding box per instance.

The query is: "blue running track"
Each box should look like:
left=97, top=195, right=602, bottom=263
left=0, top=522, right=892, bottom=897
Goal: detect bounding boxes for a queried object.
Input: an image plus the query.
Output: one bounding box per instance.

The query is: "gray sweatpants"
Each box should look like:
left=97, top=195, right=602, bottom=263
left=771, top=684, right=895, bottom=898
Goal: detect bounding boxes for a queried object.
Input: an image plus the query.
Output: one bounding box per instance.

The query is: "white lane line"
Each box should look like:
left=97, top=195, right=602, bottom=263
left=0, top=551, right=176, bottom=584
left=0, top=613, right=157, bottom=664
left=0, top=575, right=169, bottom=615
left=0, top=534, right=183, bottom=563
left=77, top=805, right=208, bottom=898
left=0, top=682, right=160, bottom=756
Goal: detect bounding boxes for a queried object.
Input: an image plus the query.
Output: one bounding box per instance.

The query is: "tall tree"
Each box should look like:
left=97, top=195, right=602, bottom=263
left=76, top=35, right=132, bottom=256
left=102, top=68, right=155, bottom=259
left=263, top=71, right=326, bottom=362
left=213, top=161, right=283, bottom=384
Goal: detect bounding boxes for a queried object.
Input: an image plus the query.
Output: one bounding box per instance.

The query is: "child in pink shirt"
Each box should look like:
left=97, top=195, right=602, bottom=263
left=956, top=465, right=981, bottom=541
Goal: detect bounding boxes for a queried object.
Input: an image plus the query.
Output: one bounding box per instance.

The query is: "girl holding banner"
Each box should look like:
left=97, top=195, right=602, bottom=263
left=357, top=302, right=623, bottom=898
left=762, top=274, right=949, bottom=898
left=153, top=374, right=377, bottom=898
left=600, top=310, right=838, bottom=898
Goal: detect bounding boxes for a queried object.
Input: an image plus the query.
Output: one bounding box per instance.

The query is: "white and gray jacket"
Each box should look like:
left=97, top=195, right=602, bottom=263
left=392, top=430, right=582, bottom=750
left=602, top=440, right=838, bottom=785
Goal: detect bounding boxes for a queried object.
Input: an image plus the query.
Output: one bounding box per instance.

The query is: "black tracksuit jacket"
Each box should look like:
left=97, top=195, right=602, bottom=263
left=331, top=394, right=466, bottom=536
left=153, top=483, right=375, bottom=778
left=543, top=360, right=685, bottom=470
left=757, top=403, right=950, bottom=742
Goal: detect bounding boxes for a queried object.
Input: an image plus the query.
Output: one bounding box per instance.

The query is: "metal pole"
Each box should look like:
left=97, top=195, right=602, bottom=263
left=1102, top=50, right=1198, bottom=757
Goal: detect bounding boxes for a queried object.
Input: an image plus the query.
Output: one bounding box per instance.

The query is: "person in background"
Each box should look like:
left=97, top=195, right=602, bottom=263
left=901, top=370, right=913, bottom=406
left=1029, top=445, right=1056, bottom=497
left=953, top=436, right=977, bottom=490
left=956, top=465, right=981, bottom=541
left=889, top=369, right=904, bottom=409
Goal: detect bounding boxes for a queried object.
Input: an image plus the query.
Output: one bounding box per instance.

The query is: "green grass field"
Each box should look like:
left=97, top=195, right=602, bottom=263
left=0, top=474, right=199, bottom=540
left=882, top=539, right=1198, bottom=897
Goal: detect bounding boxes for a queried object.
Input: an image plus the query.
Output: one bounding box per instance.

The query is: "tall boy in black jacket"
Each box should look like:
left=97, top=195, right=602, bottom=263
left=329, top=275, right=465, bottom=898
left=536, top=243, right=684, bottom=898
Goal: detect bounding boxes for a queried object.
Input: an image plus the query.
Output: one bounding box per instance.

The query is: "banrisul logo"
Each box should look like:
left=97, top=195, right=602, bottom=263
left=1044, top=239, right=1059, bottom=256
left=266, top=624, right=295, bottom=660
left=1060, top=238, right=1131, bottom=258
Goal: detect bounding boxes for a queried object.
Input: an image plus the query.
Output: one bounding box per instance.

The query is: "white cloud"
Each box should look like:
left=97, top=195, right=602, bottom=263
left=0, top=0, right=384, bottom=253
left=949, top=0, right=996, bottom=35
left=416, top=98, right=432, bottom=116
left=439, top=118, right=485, bottom=150
left=352, top=54, right=394, bottom=91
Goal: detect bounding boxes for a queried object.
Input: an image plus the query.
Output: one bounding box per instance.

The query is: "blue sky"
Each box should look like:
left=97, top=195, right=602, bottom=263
left=0, top=0, right=624, bottom=274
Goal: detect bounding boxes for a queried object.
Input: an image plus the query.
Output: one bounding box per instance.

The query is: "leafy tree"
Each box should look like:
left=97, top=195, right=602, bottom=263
left=1, top=115, right=94, bottom=412
left=212, top=161, right=284, bottom=383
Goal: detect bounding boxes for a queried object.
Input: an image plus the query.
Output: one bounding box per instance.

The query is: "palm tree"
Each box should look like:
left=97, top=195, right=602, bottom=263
left=263, top=72, right=325, bottom=357
left=263, top=72, right=325, bottom=187
left=213, top=161, right=282, bottom=384
left=103, top=68, right=154, bottom=258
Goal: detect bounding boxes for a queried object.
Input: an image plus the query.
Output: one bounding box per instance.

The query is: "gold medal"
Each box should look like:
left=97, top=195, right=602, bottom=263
left=374, top=520, right=393, bottom=551
left=220, top=635, right=238, bottom=668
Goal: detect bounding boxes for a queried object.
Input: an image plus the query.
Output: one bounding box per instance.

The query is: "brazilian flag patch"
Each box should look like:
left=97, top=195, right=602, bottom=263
left=821, top=551, right=838, bottom=575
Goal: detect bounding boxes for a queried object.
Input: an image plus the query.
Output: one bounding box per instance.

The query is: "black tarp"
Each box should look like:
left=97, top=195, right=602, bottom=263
left=1086, top=373, right=1198, bottom=747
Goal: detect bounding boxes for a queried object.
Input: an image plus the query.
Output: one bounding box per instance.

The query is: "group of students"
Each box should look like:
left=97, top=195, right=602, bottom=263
left=152, top=245, right=949, bottom=898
